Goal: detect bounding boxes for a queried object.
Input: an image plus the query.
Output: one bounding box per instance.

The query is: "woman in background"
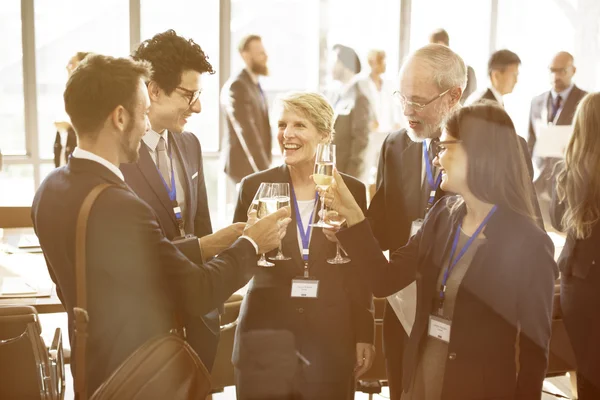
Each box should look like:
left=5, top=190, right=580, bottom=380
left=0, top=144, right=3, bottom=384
left=551, top=92, right=600, bottom=398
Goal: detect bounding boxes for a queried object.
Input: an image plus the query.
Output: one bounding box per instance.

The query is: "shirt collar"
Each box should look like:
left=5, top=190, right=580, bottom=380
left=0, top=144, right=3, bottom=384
left=551, top=83, right=574, bottom=101
left=489, top=86, right=504, bottom=106
left=71, top=147, right=125, bottom=181
left=142, top=129, right=169, bottom=152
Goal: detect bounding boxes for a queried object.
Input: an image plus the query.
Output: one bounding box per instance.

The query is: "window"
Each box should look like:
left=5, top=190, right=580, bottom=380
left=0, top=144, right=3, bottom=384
left=0, top=1, right=26, bottom=156
left=326, top=0, right=401, bottom=84
left=230, top=0, right=321, bottom=94
left=409, top=0, right=492, bottom=90
left=34, top=0, right=130, bottom=160
left=0, top=164, right=34, bottom=206
left=141, top=0, right=221, bottom=152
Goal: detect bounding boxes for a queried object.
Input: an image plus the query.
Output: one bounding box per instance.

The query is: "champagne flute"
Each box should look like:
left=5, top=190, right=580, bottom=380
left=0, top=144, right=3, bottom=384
left=325, top=211, right=351, bottom=264
left=248, top=183, right=276, bottom=267
left=310, top=143, right=335, bottom=228
left=269, top=183, right=291, bottom=261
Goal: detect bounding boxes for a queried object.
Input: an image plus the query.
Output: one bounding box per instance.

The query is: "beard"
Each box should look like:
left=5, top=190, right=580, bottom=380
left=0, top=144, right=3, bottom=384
left=120, top=120, right=141, bottom=163
left=405, top=102, right=453, bottom=142
left=250, top=60, right=269, bottom=76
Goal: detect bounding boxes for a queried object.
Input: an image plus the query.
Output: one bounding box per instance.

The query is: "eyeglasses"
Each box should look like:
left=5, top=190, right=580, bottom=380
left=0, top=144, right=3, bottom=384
left=549, top=67, right=570, bottom=75
left=392, top=88, right=451, bottom=112
left=432, top=139, right=463, bottom=157
left=175, top=86, right=202, bottom=106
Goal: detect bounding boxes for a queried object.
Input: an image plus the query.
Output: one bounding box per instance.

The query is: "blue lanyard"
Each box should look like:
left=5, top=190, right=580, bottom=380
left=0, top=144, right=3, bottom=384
left=439, top=205, right=498, bottom=305
left=423, top=141, right=442, bottom=208
left=155, top=141, right=181, bottom=222
left=291, top=187, right=317, bottom=261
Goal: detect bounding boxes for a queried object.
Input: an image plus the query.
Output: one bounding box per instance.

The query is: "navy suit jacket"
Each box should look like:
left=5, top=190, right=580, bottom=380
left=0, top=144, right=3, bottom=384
left=120, top=131, right=220, bottom=370
left=32, top=157, right=257, bottom=395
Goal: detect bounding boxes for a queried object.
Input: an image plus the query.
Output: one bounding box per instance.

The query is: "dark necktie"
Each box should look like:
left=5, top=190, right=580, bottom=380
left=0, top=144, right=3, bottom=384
left=156, top=136, right=171, bottom=190
left=549, top=95, right=562, bottom=123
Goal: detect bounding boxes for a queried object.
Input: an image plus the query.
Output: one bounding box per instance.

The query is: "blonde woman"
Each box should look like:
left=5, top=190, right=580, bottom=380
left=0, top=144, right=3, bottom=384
left=551, top=92, right=600, bottom=398
left=232, top=91, right=374, bottom=399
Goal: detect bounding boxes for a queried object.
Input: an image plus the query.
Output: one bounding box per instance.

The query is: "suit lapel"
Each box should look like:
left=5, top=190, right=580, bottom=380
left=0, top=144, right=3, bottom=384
left=402, top=137, right=424, bottom=217
left=169, top=132, right=195, bottom=233
left=137, top=144, right=178, bottom=226
left=556, top=86, right=581, bottom=125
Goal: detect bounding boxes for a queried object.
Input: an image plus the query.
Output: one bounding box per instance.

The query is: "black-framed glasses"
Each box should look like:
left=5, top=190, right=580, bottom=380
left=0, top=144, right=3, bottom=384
left=432, top=139, right=463, bottom=157
left=175, top=86, right=201, bottom=106
left=392, top=88, right=451, bottom=112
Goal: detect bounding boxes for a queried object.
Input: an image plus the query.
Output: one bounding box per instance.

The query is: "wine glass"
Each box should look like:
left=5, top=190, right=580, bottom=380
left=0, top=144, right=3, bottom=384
left=310, top=143, right=335, bottom=228
left=269, top=183, right=291, bottom=261
left=248, top=183, right=275, bottom=267
left=325, top=211, right=350, bottom=264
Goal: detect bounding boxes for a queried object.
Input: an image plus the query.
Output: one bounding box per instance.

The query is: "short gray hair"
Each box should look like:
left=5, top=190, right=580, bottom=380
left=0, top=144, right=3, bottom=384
left=409, top=44, right=467, bottom=92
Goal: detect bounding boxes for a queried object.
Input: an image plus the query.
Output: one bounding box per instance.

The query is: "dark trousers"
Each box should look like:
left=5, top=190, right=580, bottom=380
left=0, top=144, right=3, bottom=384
left=383, top=304, right=408, bottom=400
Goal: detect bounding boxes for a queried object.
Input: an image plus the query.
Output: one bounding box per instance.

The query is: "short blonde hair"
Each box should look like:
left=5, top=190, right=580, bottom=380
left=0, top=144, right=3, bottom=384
left=276, top=91, right=335, bottom=141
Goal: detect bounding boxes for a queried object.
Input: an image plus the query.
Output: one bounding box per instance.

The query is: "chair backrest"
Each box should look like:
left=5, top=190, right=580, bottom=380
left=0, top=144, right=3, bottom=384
left=0, top=305, right=61, bottom=399
left=0, top=207, right=33, bottom=228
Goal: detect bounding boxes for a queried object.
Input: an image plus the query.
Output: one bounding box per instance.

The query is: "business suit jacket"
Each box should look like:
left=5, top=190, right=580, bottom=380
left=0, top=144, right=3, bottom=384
left=232, top=165, right=374, bottom=391
left=31, top=157, right=257, bottom=395
left=527, top=85, right=587, bottom=195
left=330, top=81, right=372, bottom=179
left=550, top=165, right=600, bottom=388
left=366, top=129, right=447, bottom=399
left=221, top=69, right=272, bottom=183
left=120, top=131, right=219, bottom=370
left=53, top=128, right=77, bottom=167
left=340, top=197, right=558, bottom=399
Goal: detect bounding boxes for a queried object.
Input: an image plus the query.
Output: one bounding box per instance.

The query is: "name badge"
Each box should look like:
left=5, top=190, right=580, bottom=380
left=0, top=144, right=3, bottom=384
left=173, top=206, right=182, bottom=215
left=410, top=219, right=423, bottom=237
left=428, top=315, right=451, bottom=343
left=291, top=279, right=319, bottom=298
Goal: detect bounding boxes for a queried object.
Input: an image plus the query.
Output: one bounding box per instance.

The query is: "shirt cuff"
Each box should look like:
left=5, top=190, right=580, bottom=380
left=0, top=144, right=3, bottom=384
left=240, top=235, right=259, bottom=255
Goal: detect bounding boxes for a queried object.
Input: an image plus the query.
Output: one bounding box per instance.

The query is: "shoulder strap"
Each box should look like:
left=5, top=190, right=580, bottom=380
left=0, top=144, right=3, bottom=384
left=73, top=183, right=114, bottom=400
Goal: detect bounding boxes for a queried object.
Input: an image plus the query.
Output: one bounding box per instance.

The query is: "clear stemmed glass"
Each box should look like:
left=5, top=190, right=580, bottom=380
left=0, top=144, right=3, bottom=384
left=325, top=211, right=351, bottom=264
left=310, top=143, right=336, bottom=228
left=268, top=183, right=291, bottom=261
left=248, top=182, right=275, bottom=267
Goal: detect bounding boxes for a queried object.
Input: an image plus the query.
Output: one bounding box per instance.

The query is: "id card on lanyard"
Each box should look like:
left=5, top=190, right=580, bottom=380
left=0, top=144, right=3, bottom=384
left=290, top=187, right=319, bottom=299
left=428, top=205, right=497, bottom=343
left=410, top=142, right=443, bottom=237
left=156, top=139, right=186, bottom=238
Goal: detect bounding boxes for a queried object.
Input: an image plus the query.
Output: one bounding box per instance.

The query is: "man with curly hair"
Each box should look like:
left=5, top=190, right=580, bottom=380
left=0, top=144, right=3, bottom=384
left=122, top=30, right=243, bottom=372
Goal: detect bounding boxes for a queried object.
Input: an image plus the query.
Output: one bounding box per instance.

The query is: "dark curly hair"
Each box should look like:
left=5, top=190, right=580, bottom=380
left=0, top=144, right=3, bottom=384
left=132, top=29, right=215, bottom=94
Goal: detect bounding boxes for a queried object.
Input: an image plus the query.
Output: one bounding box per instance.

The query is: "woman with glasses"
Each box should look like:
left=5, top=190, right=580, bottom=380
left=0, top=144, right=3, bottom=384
left=231, top=91, right=374, bottom=399
left=323, top=103, right=558, bottom=399
left=551, top=92, right=600, bottom=398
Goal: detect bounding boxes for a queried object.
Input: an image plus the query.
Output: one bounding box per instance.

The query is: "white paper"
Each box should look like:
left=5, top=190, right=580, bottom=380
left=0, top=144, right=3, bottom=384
left=1, top=277, right=37, bottom=295
left=533, top=121, right=573, bottom=158
left=17, top=234, right=40, bottom=249
left=386, top=282, right=417, bottom=336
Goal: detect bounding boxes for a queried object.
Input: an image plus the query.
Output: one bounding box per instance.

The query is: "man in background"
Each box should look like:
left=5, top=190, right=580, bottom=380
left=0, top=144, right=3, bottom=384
left=429, top=28, right=477, bottom=103
left=527, top=51, right=587, bottom=222
left=325, top=44, right=371, bottom=179
left=221, top=34, right=272, bottom=184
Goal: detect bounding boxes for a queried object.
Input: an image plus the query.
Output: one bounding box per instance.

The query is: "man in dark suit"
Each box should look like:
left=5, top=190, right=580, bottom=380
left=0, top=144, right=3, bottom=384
left=465, top=50, right=537, bottom=182
left=121, top=30, right=240, bottom=371
left=325, top=44, right=371, bottom=179
left=528, top=52, right=587, bottom=206
left=31, top=54, right=290, bottom=396
left=221, top=34, right=272, bottom=184
left=367, top=44, right=465, bottom=400
left=428, top=29, right=477, bottom=104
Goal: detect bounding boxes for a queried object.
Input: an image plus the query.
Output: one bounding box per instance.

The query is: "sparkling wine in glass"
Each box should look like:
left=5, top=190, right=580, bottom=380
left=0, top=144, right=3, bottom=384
left=269, top=183, right=291, bottom=261
left=248, top=183, right=275, bottom=267
left=311, top=143, right=336, bottom=228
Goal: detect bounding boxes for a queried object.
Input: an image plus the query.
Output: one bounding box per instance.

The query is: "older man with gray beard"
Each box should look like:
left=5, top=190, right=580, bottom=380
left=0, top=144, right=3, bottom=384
left=366, top=44, right=465, bottom=400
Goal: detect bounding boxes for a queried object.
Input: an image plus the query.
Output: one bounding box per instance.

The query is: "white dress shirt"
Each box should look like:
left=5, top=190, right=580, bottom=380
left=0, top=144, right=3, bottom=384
left=71, top=147, right=124, bottom=181
left=142, top=129, right=187, bottom=224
